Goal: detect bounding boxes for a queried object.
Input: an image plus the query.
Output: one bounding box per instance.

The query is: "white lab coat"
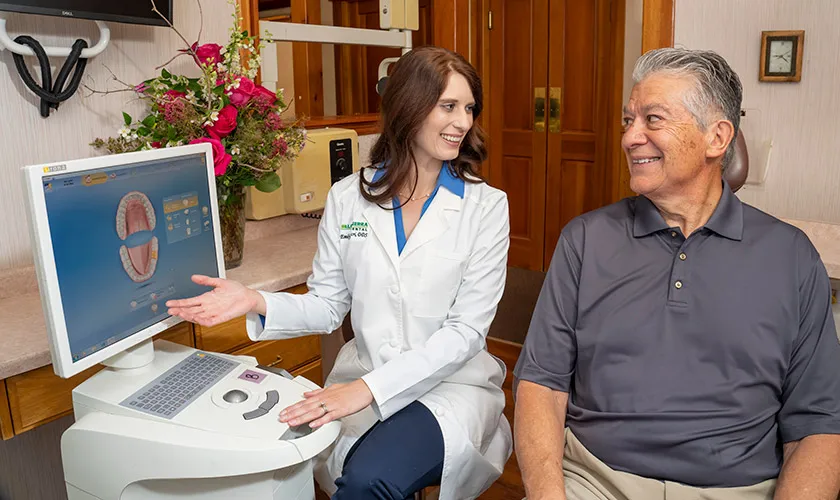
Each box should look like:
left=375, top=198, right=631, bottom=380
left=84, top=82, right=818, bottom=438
left=246, top=169, right=513, bottom=499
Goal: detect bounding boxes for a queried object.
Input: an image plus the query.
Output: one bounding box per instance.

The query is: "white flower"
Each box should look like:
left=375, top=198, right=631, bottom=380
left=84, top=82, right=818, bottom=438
left=210, top=111, right=220, bottom=122
left=118, top=126, right=131, bottom=137
left=130, top=133, right=139, bottom=140
left=231, top=146, right=241, bottom=155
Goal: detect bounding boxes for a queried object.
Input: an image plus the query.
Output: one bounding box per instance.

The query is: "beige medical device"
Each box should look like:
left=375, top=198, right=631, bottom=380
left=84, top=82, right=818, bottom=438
left=245, top=128, right=360, bottom=220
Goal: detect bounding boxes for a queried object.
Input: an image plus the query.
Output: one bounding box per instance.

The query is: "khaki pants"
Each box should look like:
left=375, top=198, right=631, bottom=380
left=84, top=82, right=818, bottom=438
left=561, top=429, right=776, bottom=500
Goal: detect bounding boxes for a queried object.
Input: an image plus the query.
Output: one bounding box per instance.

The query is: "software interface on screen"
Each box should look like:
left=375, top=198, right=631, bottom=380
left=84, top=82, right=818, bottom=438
left=42, top=153, right=219, bottom=362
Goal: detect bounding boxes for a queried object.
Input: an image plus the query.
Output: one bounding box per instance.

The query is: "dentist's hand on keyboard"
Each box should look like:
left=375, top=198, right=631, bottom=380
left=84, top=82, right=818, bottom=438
left=166, top=274, right=265, bottom=326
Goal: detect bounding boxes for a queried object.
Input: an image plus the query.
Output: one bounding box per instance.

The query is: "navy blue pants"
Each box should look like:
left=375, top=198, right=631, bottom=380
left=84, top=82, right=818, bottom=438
left=332, top=401, right=444, bottom=500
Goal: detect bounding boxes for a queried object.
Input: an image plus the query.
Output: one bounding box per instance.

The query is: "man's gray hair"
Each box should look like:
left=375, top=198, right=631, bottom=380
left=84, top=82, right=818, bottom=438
left=632, top=48, right=743, bottom=169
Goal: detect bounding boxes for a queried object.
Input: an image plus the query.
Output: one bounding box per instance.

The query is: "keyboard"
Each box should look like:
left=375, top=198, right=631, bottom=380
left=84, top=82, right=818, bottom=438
left=120, top=351, right=238, bottom=420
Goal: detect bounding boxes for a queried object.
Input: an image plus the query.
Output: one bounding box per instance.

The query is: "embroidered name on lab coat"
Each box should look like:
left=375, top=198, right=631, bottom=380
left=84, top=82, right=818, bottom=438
left=340, top=221, right=368, bottom=239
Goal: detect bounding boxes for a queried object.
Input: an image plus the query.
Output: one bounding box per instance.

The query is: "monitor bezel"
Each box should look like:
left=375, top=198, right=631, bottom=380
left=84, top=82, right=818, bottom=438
left=22, top=143, right=225, bottom=379
left=0, top=1, right=173, bottom=27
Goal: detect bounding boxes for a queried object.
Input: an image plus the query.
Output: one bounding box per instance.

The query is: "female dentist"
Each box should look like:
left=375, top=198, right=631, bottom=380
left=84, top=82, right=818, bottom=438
left=166, top=46, right=512, bottom=500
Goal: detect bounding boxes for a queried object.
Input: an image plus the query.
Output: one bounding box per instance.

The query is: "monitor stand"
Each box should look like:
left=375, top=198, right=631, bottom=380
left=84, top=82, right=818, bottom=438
left=101, top=338, right=155, bottom=371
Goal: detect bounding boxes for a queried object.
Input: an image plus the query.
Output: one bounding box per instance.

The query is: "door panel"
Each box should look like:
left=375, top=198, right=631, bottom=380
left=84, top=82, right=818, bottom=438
left=488, top=0, right=549, bottom=271
left=544, top=0, right=613, bottom=267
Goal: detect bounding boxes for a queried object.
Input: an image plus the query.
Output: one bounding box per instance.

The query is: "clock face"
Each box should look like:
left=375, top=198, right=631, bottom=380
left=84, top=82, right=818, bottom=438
left=768, top=40, right=794, bottom=74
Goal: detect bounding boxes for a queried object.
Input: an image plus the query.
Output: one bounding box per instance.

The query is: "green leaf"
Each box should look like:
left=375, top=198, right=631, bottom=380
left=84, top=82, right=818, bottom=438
left=173, top=83, right=187, bottom=93
left=123, top=112, right=132, bottom=126
left=167, top=127, right=178, bottom=141
left=161, top=68, right=172, bottom=79
left=141, top=115, right=157, bottom=128
left=255, top=172, right=281, bottom=193
left=188, top=80, right=202, bottom=93
left=137, top=126, right=150, bottom=136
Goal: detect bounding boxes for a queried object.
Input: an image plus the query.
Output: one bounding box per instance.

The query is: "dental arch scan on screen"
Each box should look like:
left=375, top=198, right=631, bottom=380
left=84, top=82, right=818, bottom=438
left=43, top=154, right=219, bottom=362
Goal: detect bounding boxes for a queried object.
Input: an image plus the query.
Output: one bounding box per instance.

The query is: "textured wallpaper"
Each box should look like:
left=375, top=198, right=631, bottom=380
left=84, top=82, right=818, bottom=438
left=0, top=0, right=234, bottom=270
left=675, top=0, right=840, bottom=224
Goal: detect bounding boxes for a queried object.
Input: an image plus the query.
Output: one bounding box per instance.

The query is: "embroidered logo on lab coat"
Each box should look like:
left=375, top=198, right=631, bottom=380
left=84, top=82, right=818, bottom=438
left=340, top=221, right=368, bottom=239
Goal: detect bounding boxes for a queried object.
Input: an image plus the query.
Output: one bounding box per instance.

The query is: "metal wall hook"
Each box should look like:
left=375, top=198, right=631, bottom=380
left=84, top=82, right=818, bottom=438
left=0, top=16, right=110, bottom=59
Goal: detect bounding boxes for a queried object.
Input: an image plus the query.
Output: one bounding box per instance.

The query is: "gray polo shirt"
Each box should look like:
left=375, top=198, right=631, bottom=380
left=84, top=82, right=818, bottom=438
left=514, top=183, right=840, bottom=488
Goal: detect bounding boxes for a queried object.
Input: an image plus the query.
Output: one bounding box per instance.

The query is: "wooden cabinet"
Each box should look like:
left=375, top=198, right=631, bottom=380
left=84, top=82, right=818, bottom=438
left=291, top=359, right=323, bottom=387
left=231, top=335, right=321, bottom=373
left=5, top=322, right=194, bottom=435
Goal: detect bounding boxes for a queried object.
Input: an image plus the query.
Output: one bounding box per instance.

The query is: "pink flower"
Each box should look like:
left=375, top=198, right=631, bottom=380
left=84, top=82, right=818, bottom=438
left=134, top=83, right=149, bottom=93
left=252, top=85, right=277, bottom=112
left=265, top=112, right=283, bottom=131
left=228, top=77, right=256, bottom=107
left=194, top=43, right=223, bottom=66
left=206, top=105, right=238, bottom=139
left=271, top=137, right=288, bottom=158
left=150, top=141, right=162, bottom=148
left=162, top=99, right=187, bottom=124
left=190, top=137, right=232, bottom=176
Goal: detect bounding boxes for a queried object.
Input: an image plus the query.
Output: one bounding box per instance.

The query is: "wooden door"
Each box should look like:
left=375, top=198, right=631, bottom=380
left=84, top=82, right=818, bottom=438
left=544, top=0, right=614, bottom=263
left=486, top=0, right=617, bottom=270
left=486, top=0, right=550, bottom=271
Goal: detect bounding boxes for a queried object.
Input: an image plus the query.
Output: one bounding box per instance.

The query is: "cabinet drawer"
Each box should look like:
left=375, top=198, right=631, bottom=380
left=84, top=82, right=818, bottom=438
left=194, top=283, right=309, bottom=354
left=231, top=336, right=320, bottom=373
left=1, top=380, right=13, bottom=440
left=292, top=359, right=323, bottom=387
left=6, top=322, right=193, bottom=435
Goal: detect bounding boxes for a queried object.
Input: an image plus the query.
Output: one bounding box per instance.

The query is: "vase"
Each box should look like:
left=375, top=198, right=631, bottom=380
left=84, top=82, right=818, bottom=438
left=218, top=185, right=246, bottom=270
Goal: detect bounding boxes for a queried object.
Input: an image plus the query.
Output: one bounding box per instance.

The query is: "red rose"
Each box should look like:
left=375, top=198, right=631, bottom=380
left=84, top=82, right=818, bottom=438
left=194, top=43, right=223, bottom=66
left=206, top=105, right=238, bottom=139
left=228, top=77, right=256, bottom=107
left=190, top=137, right=232, bottom=176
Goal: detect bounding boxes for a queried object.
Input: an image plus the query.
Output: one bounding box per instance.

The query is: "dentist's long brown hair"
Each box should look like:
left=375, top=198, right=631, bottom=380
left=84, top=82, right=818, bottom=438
left=360, top=46, right=487, bottom=206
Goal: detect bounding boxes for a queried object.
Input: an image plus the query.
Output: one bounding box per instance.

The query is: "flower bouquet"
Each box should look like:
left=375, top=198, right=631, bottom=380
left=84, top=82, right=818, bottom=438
left=92, top=2, right=305, bottom=269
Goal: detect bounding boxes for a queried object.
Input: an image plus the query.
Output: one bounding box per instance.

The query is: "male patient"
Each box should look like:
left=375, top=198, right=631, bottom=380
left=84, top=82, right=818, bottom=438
left=514, top=48, right=840, bottom=500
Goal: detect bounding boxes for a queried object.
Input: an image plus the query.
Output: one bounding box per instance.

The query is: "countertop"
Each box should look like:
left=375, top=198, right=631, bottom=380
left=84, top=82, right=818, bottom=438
left=0, top=215, right=319, bottom=380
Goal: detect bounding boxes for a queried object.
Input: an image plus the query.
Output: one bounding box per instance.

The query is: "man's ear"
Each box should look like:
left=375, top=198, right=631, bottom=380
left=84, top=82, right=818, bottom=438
left=706, top=119, right=735, bottom=162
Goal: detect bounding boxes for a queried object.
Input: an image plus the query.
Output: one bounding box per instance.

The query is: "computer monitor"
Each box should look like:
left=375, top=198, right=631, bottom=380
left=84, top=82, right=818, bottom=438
left=22, top=144, right=225, bottom=379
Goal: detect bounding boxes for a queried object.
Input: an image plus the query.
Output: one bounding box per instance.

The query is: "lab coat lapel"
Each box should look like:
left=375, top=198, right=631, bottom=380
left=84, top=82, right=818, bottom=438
left=400, top=188, right=462, bottom=261
left=362, top=202, right=401, bottom=274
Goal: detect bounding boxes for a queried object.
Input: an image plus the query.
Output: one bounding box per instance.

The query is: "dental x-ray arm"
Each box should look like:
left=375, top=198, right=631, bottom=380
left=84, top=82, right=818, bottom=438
left=260, top=0, right=418, bottom=98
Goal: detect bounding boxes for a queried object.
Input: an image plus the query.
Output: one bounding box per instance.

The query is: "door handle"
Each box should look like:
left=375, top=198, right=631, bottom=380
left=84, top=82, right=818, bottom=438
left=549, top=87, right=561, bottom=133
left=534, top=87, right=546, bottom=132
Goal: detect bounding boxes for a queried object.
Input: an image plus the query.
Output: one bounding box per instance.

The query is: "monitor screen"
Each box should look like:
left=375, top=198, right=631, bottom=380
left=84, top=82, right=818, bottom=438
left=0, top=0, right=173, bottom=27
left=24, top=145, right=223, bottom=378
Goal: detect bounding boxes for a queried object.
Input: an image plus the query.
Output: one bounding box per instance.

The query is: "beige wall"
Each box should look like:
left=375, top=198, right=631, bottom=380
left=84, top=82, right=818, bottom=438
left=675, top=0, right=840, bottom=224
left=0, top=0, right=234, bottom=270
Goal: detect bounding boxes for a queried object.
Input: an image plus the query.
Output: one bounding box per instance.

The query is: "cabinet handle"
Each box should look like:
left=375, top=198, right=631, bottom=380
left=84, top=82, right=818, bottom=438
left=548, top=87, right=561, bottom=133
left=534, top=87, right=546, bottom=132
left=267, top=355, right=284, bottom=368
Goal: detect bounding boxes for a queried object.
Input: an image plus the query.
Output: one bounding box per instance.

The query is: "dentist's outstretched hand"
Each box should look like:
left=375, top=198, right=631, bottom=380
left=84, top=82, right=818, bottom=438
left=166, top=274, right=265, bottom=327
